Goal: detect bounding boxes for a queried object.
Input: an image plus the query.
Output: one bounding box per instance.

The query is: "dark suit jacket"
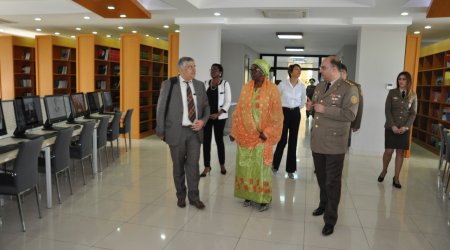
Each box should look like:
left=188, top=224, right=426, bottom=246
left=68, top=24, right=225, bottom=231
left=156, top=77, right=210, bottom=146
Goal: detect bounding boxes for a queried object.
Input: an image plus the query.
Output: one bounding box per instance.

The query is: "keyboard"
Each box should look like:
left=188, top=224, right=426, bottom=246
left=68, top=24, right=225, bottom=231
left=0, top=143, right=20, bottom=154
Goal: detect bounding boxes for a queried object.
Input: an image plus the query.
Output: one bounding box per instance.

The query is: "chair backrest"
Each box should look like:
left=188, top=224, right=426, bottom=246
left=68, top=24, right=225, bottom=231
left=445, top=133, right=450, bottom=161
left=121, top=109, right=133, bottom=134
left=97, top=116, right=109, bottom=148
left=78, top=121, right=96, bottom=157
left=52, top=127, right=74, bottom=172
left=439, top=124, right=447, bottom=156
left=108, top=111, right=122, bottom=141
left=14, top=137, right=44, bottom=191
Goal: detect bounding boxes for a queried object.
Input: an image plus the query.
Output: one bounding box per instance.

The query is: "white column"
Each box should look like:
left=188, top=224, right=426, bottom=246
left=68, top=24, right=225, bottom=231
left=179, top=24, right=222, bottom=82
left=351, top=25, right=407, bottom=155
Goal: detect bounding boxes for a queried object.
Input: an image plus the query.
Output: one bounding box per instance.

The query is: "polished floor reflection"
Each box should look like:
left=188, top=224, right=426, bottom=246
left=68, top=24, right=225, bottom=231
left=1, top=118, right=450, bottom=250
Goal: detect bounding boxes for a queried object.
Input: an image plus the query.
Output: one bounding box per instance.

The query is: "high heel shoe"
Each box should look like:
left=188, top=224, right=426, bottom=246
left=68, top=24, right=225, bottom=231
left=200, top=167, right=211, bottom=177
left=220, top=165, right=227, bottom=175
left=392, top=177, right=402, bottom=189
left=377, top=171, right=387, bottom=182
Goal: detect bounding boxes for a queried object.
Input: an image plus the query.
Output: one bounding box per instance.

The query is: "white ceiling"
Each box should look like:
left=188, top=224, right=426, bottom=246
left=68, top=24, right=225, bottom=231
left=0, top=0, right=448, bottom=55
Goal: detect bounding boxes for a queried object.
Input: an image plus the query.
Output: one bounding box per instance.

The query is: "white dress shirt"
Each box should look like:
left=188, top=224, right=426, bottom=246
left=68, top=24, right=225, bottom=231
left=179, top=76, right=198, bottom=126
left=278, top=79, right=307, bottom=109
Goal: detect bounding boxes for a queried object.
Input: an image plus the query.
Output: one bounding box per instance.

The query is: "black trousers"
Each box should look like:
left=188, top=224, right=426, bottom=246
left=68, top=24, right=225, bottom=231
left=312, top=152, right=345, bottom=226
left=273, top=107, right=301, bottom=173
left=203, top=118, right=226, bottom=167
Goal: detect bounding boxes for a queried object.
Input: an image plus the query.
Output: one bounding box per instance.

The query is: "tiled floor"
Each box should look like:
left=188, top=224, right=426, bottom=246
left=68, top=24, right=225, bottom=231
left=1, top=118, right=450, bottom=250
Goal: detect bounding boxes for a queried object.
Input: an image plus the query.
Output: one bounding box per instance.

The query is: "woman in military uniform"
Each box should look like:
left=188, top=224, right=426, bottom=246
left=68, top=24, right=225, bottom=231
left=378, top=71, right=417, bottom=189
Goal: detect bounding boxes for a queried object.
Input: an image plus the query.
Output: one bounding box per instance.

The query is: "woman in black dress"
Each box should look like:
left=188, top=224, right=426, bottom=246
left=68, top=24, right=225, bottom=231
left=378, top=71, right=417, bottom=188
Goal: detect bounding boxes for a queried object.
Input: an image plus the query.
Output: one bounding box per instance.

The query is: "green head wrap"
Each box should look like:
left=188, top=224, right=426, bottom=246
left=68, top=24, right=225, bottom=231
left=252, top=59, right=271, bottom=77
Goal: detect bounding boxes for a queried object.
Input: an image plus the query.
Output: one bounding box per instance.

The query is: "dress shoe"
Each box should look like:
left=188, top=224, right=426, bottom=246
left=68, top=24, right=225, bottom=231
left=392, top=177, right=402, bottom=189
left=190, top=200, right=205, bottom=209
left=377, top=175, right=385, bottom=182
left=322, top=224, right=334, bottom=236
left=177, top=198, right=186, bottom=208
left=272, top=168, right=278, bottom=174
left=312, top=207, right=325, bottom=216
left=258, top=203, right=269, bottom=212
left=243, top=200, right=252, bottom=207
left=199, top=167, right=211, bottom=177
left=287, top=173, right=294, bottom=179
left=220, top=165, right=227, bottom=175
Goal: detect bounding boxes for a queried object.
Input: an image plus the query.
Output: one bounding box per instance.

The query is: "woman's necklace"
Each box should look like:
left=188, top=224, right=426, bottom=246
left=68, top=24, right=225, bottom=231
left=211, top=79, right=220, bottom=90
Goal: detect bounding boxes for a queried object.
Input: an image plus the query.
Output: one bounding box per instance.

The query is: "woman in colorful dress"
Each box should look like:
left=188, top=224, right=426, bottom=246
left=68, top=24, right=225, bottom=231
left=230, top=59, right=283, bottom=211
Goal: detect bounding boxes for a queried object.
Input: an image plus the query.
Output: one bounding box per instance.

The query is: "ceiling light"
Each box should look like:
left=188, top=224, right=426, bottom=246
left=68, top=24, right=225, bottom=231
left=401, top=12, right=408, bottom=16
left=120, top=14, right=127, bottom=18
left=34, top=17, right=42, bottom=21
left=214, top=12, right=221, bottom=16
left=277, top=32, right=303, bottom=39
left=83, top=16, right=90, bottom=20
left=145, top=34, right=149, bottom=37
left=92, top=31, right=97, bottom=34
left=54, top=32, right=60, bottom=35
left=75, top=27, right=82, bottom=31
left=118, top=26, right=124, bottom=30
left=285, top=46, right=304, bottom=52
left=70, top=35, right=76, bottom=38
left=36, top=28, right=42, bottom=32
left=175, top=30, right=180, bottom=33
left=107, top=5, right=115, bottom=10
left=156, top=37, right=160, bottom=40
left=290, top=56, right=305, bottom=59
left=425, top=25, right=431, bottom=29
left=0, top=29, right=4, bottom=32
left=132, top=30, right=137, bottom=33
left=163, top=25, right=169, bottom=29
left=414, top=31, right=420, bottom=34
left=106, top=34, right=112, bottom=38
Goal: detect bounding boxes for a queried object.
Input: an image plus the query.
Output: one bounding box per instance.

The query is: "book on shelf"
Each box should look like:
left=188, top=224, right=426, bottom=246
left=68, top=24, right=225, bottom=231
left=111, top=79, right=120, bottom=89
left=57, top=65, right=68, bottom=75
left=95, top=80, right=106, bottom=90
left=112, top=64, right=120, bottom=75
left=97, top=64, right=108, bottom=75
left=431, top=123, right=439, bottom=135
left=153, top=54, right=161, bottom=62
left=445, top=71, right=450, bottom=85
left=97, top=48, right=109, bottom=60
left=23, top=51, right=31, bottom=60
left=60, top=48, right=71, bottom=60
left=140, top=66, right=149, bottom=75
left=18, top=79, right=32, bottom=88
left=140, top=51, right=149, bottom=60
left=442, top=108, right=450, bottom=120
left=432, top=91, right=441, bottom=102
left=54, top=80, right=68, bottom=89
left=436, top=76, right=443, bottom=86
left=21, top=65, right=31, bottom=74
left=447, top=55, right=450, bottom=67
left=110, top=49, right=120, bottom=62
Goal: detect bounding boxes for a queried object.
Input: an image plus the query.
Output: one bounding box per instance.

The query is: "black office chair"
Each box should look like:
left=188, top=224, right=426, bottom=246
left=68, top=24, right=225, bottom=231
left=97, top=116, right=109, bottom=171
left=70, top=121, right=95, bottom=185
left=0, top=137, right=44, bottom=232
left=119, top=109, right=133, bottom=152
left=107, top=111, right=122, bottom=160
left=438, top=124, right=448, bottom=179
left=38, top=127, right=74, bottom=204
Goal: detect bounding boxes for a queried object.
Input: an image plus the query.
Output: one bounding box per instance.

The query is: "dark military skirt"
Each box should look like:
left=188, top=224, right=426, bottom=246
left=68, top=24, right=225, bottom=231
left=385, top=129, right=410, bottom=150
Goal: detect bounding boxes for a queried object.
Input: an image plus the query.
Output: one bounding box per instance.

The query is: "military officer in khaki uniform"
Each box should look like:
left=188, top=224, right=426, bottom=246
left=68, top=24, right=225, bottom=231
left=338, top=63, right=363, bottom=146
left=305, top=56, right=359, bottom=236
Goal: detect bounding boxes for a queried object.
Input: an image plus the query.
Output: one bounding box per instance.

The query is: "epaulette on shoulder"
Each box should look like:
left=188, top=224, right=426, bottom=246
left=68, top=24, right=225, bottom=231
left=344, top=79, right=356, bottom=86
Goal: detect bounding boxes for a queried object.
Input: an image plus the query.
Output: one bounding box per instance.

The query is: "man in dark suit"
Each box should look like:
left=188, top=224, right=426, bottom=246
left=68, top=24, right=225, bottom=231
left=156, top=57, right=210, bottom=210
left=305, top=56, right=359, bottom=236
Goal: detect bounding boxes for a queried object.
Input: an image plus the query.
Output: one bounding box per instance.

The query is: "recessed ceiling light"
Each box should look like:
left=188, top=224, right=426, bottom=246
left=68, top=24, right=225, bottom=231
left=425, top=25, right=431, bottom=29
left=0, top=29, right=4, bottom=32
left=120, top=14, right=127, bottom=18
left=70, top=35, right=76, bottom=38
left=92, top=31, right=97, bottom=34
left=118, top=26, right=124, bottom=30
left=414, top=31, right=420, bottom=34
left=75, top=27, right=82, bottom=31
left=277, top=32, right=303, bottom=39
left=175, top=30, right=180, bottom=33
left=34, top=17, right=42, bottom=21
left=83, top=16, right=90, bottom=20
left=145, top=34, right=149, bottom=37
left=156, top=37, right=160, bottom=40
left=132, top=30, right=137, bottom=33
left=401, top=12, right=408, bottom=16
left=106, top=34, right=112, bottom=38
left=54, top=32, right=60, bottom=35
left=36, top=28, right=42, bottom=32
left=214, top=12, right=221, bottom=16
left=163, top=25, right=169, bottom=29
left=285, top=46, right=304, bottom=52
left=107, top=5, right=115, bottom=10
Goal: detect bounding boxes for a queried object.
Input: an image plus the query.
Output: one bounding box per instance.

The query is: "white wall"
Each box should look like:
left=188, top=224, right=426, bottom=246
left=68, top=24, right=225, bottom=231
left=221, top=43, right=259, bottom=102
left=179, top=25, right=221, bottom=82
left=351, top=26, right=407, bottom=156
left=336, top=44, right=357, bottom=80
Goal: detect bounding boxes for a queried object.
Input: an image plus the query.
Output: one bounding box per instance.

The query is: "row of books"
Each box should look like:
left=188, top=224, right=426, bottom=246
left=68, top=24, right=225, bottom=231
left=21, top=65, right=31, bottom=74
left=54, top=80, right=68, bottom=89
left=96, top=80, right=107, bottom=90
left=17, top=79, right=32, bottom=87
left=97, top=48, right=120, bottom=61
left=23, top=51, right=32, bottom=60
left=56, top=65, right=68, bottom=75
left=60, top=48, right=71, bottom=60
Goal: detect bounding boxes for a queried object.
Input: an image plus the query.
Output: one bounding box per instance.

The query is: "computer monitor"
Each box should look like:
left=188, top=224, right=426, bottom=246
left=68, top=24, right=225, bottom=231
left=0, top=101, right=8, bottom=136
left=63, top=95, right=74, bottom=121
left=86, top=91, right=101, bottom=114
left=13, top=96, right=44, bottom=136
left=70, top=93, right=89, bottom=118
left=101, top=91, right=113, bottom=112
left=43, top=95, right=67, bottom=128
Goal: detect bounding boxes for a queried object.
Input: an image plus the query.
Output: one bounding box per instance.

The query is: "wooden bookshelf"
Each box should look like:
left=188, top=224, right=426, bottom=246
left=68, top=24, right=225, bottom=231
left=52, top=45, right=76, bottom=94
left=0, top=35, right=36, bottom=99
left=121, top=34, right=168, bottom=139
left=94, top=45, right=121, bottom=110
left=414, top=41, right=450, bottom=154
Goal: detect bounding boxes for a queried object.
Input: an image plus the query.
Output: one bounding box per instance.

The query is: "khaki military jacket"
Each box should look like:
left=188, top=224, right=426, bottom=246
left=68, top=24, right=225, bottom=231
left=348, top=80, right=363, bottom=130
left=311, top=78, right=359, bottom=154
left=384, top=89, right=417, bottom=129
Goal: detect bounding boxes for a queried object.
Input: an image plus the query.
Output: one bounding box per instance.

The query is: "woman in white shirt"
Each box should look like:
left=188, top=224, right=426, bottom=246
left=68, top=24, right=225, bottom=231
left=272, top=64, right=306, bottom=179
left=200, top=63, right=232, bottom=177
